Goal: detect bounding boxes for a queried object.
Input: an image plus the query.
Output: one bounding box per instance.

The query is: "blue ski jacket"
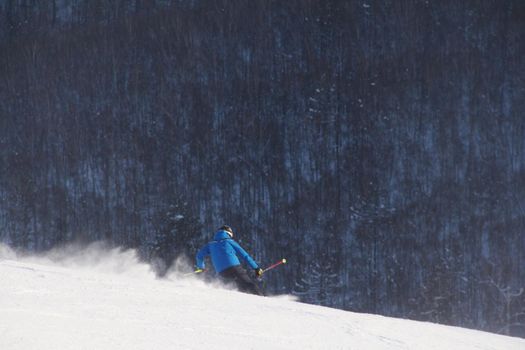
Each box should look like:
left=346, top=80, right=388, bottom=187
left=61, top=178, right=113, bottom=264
left=196, top=230, right=259, bottom=273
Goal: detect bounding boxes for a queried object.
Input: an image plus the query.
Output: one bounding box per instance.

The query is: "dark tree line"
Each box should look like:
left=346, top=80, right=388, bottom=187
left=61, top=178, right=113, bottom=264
left=1, top=0, right=524, bottom=337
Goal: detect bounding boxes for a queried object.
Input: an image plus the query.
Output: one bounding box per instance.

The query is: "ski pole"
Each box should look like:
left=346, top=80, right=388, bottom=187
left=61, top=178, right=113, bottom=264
left=262, top=258, right=287, bottom=273
left=183, top=268, right=205, bottom=277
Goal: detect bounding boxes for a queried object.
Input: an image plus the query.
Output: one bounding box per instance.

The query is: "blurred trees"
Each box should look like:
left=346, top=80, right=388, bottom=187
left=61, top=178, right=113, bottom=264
left=0, top=0, right=524, bottom=337
left=147, top=197, right=203, bottom=276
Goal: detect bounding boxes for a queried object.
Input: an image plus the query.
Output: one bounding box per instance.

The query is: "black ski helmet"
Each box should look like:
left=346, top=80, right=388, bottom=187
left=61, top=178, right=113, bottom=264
left=219, top=225, right=234, bottom=238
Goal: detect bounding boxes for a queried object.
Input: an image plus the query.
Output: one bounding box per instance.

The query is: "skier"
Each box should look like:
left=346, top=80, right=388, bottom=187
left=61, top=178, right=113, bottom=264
left=195, top=225, right=264, bottom=296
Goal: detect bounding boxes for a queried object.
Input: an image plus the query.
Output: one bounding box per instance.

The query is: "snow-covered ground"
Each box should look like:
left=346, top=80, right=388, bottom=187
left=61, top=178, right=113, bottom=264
left=0, top=244, right=523, bottom=350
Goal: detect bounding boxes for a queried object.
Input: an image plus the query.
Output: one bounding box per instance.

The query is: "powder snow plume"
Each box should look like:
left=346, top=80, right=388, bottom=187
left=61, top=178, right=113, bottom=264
left=0, top=242, right=221, bottom=290
left=0, top=242, right=157, bottom=280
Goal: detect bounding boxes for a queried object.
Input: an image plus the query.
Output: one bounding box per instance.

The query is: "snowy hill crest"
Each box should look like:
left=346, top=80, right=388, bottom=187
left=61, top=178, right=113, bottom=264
left=0, top=244, right=523, bottom=350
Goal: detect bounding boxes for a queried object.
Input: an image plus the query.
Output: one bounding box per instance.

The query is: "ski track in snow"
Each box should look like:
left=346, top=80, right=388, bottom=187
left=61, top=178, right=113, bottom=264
left=0, top=246, right=524, bottom=350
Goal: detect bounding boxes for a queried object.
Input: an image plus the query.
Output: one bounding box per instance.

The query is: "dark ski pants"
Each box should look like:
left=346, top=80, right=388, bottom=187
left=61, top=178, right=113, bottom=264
left=219, top=265, right=264, bottom=296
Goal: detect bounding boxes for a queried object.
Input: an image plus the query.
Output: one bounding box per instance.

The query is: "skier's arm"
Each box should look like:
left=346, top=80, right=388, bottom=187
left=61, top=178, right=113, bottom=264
left=195, top=244, right=210, bottom=270
left=229, top=241, right=259, bottom=270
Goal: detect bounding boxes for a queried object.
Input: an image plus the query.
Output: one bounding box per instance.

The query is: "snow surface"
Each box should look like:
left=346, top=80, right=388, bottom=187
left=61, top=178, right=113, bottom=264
left=0, top=244, right=524, bottom=350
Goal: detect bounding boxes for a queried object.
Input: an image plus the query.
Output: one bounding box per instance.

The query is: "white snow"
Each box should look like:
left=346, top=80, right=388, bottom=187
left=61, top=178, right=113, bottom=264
left=0, top=244, right=524, bottom=350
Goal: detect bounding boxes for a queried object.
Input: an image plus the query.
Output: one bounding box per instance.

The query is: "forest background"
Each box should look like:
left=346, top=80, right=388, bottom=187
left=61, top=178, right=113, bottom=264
left=1, top=0, right=524, bottom=337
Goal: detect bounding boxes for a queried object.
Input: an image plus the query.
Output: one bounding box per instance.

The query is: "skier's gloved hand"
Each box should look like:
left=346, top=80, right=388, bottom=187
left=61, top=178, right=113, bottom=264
left=254, top=268, right=263, bottom=278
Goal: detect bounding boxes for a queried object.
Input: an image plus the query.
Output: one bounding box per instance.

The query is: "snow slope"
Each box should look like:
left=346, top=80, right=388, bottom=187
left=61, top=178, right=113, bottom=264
left=0, top=244, right=523, bottom=350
